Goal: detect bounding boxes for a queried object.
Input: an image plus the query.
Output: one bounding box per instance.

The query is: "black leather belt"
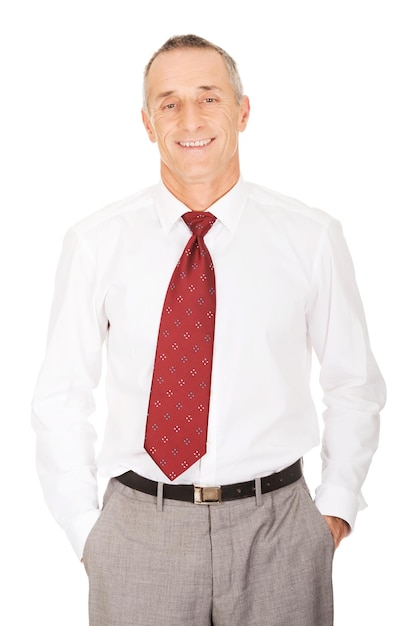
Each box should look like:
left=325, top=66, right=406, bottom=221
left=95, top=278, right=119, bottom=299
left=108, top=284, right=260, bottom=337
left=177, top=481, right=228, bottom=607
left=116, top=459, right=302, bottom=504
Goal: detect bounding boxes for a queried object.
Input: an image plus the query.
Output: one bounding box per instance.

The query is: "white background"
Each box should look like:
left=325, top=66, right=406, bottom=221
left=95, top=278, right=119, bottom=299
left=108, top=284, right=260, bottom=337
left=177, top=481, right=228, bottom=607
left=1, top=1, right=417, bottom=624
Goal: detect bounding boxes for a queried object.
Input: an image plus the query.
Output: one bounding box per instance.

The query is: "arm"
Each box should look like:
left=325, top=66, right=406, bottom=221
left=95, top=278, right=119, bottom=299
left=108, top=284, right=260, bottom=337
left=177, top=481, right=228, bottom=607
left=31, top=227, right=108, bottom=560
left=307, top=218, right=386, bottom=534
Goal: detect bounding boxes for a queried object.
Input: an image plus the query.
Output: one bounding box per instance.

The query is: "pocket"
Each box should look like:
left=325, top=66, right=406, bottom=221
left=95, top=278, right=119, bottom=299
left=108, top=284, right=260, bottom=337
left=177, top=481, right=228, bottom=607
left=82, top=479, right=119, bottom=566
left=299, top=480, right=335, bottom=552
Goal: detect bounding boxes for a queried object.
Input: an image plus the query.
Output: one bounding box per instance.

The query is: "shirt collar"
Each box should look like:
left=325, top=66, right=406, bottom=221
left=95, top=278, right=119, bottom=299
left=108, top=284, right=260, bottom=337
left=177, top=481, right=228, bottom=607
left=154, top=178, right=248, bottom=235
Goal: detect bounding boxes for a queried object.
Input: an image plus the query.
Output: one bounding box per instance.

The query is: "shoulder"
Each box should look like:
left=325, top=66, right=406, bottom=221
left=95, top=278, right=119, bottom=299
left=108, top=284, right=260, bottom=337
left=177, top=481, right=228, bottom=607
left=68, top=185, right=157, bottom=241
left=245, top=181, right=337, bottom=230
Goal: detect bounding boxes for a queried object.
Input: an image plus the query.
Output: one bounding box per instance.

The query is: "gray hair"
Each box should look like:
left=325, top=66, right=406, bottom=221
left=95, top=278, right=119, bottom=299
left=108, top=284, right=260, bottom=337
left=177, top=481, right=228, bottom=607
left=143, top=34, right=244, bottom=112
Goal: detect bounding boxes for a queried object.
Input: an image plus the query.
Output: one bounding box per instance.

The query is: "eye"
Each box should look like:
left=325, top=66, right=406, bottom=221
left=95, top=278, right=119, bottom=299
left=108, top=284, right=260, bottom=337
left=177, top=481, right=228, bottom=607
left=163, top=103, right=177, bottom=110
left=203, top=97, right=216, bottom=103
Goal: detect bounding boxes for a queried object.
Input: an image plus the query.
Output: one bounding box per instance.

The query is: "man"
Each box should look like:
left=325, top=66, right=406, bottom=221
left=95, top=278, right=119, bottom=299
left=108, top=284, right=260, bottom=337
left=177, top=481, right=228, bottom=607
left=32, top=34, right=386, bottom=625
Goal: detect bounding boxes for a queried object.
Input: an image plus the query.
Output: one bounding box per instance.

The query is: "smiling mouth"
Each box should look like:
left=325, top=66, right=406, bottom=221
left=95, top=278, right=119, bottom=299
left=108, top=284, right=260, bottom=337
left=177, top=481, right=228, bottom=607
left=178, top=138, right=213, bottom=148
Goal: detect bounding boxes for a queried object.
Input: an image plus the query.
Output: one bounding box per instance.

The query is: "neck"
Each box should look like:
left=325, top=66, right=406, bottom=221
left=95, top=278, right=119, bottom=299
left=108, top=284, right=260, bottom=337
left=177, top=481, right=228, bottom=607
left=160, top=165, right=240, bottom=212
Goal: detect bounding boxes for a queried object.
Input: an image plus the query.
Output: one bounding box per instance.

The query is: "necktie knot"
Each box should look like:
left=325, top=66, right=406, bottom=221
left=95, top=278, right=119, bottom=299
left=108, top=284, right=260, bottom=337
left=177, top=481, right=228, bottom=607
left=182, top=212, right=216, bottom=238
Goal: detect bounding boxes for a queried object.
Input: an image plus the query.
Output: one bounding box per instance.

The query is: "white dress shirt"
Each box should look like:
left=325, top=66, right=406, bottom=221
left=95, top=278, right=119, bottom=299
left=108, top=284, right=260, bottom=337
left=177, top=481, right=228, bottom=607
left=32, top=178, right=386, bottom=559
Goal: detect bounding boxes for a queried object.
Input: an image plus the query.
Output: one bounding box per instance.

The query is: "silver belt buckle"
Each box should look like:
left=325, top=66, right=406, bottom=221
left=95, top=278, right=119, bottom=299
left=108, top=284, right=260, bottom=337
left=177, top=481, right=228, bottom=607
left=194, top=485, right=222, bottom=504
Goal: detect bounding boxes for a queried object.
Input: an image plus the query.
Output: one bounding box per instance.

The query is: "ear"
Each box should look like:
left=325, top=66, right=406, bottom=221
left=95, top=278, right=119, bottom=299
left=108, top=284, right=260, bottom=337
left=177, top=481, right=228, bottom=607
left=238, top=96, right=250, bottom=132
left=142, top=109, right=157, bottom=143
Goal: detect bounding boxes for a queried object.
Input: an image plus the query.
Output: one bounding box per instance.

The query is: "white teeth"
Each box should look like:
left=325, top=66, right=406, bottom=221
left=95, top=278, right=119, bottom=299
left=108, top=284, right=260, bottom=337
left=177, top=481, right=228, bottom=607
left=179, top=139, right=212, bottom=147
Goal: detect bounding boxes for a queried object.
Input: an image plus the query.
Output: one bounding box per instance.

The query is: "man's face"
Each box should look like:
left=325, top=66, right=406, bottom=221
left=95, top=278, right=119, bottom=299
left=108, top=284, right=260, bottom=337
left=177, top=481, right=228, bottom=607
left=142, top=48, right=250, bottom=189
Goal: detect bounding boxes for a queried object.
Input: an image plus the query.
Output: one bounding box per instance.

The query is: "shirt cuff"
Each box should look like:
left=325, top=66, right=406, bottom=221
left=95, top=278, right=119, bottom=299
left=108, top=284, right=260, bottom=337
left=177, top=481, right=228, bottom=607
left=314, top=483, right=367, bottom=530
left=64, top=509, right=101, bottom=560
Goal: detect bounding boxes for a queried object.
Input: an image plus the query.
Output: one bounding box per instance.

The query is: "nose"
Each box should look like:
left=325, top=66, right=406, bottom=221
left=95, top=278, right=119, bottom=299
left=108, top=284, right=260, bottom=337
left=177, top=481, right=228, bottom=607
left=178, top=101, right=204, bottom=132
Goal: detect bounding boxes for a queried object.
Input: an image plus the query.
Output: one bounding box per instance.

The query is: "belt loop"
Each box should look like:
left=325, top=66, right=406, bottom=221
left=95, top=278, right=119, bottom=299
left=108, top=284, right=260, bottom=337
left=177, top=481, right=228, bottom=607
left=157, top=482, right=164, bottom=512
left=255, top=477, right=262, bottom=507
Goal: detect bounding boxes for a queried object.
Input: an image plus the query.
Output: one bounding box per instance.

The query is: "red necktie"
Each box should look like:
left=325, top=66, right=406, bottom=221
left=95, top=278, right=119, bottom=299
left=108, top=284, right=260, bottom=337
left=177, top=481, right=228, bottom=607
left=144, top=211, right=217, bottom=480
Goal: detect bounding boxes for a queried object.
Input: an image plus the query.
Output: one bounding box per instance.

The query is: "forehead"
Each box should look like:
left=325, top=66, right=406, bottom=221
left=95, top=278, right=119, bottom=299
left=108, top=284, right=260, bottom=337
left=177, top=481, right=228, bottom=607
left=147, top=48, right=231, bottom=95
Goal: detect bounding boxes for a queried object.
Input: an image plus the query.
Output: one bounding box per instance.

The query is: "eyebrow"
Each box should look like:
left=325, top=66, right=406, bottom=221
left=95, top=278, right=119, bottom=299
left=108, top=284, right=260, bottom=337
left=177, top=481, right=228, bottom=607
left=155, top=85, right=222, bottom=101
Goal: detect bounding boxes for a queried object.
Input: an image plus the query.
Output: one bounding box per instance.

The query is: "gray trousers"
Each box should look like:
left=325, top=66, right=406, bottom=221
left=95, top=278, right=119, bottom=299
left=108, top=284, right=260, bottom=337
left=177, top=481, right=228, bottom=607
left=83, top=476, right=334, bottom=625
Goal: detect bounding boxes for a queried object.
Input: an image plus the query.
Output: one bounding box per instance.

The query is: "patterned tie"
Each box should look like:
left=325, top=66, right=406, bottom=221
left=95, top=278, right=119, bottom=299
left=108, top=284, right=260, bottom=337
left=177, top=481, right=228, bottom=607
left=144, top=211, right=217, bottom=480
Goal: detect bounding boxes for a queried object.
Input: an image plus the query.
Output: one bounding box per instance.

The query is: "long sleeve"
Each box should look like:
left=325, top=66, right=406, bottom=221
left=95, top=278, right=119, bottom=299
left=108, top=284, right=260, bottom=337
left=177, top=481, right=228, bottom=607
left=32, top=227, right=108, bottom=559
left=307, top=218, right=386, bottom=527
